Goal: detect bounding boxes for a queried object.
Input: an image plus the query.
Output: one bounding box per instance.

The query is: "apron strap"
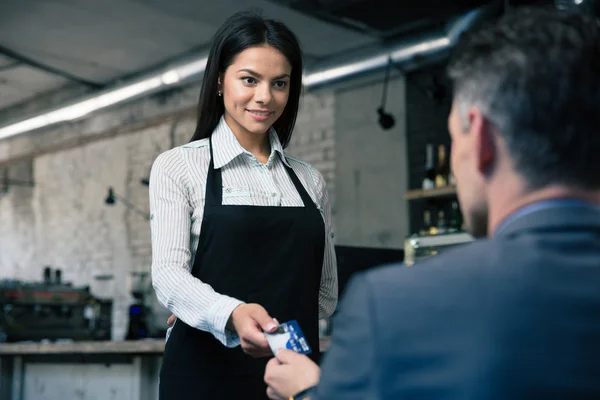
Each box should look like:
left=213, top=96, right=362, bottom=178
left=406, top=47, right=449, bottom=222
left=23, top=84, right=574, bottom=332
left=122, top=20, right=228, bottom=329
left=205, top=136, right=222, bottom=207
left=281, top=158, right=319, bottom=211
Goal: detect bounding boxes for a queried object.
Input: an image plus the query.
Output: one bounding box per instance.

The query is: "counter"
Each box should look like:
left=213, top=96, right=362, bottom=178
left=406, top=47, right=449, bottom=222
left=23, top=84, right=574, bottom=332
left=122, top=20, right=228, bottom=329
left=0, top=339, right=165, bottom=356
left=0, top=337, right=331, bottom=400
left=0, top=337, right=331, bottom=355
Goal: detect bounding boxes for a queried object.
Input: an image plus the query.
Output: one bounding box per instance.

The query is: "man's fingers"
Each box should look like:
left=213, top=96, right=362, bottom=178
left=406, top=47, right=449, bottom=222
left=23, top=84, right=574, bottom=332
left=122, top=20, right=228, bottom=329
left=264, top=357, right=283, bottom=386
left=265, top=357, right=281, bottom=372
left=275, top=348, right=302, bottom=364
left=266, top=386, right=285, bottom=400
left=265, top=356, right=281, bottom=370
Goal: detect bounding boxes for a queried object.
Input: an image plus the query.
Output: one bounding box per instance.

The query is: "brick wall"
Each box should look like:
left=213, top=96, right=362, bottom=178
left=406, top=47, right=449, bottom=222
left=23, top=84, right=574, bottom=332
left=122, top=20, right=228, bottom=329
left=335, top=75, right=409, bottom=248
left=287, top=92, right=337, bottom=230
left=0, top=86, right=336, bottom=339
left=0, top=71, right=414, bottom=338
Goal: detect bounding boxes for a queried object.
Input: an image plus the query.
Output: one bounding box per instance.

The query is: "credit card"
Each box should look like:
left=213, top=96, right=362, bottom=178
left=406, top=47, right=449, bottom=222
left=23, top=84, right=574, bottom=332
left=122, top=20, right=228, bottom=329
left=264, top=320, right=312, bottom=355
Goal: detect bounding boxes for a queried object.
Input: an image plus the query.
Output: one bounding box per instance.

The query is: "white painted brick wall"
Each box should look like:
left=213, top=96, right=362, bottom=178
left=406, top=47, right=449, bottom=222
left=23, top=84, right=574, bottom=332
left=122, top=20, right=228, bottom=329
left=0, top=122, right=177, bottom=339
left=287, top=91, right=337, bottom=233
left=334, top=77, right=409, bottom=247
left=0, top=84, right=343, bottom=341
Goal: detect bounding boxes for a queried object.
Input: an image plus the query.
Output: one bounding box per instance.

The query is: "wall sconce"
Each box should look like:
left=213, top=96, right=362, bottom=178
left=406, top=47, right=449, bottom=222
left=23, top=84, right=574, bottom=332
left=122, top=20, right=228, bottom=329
left=377, top=57, right=395, bottom=130
left=104, top=187, right=150, bottom=220
left=377, top=107, right=395, bottom=130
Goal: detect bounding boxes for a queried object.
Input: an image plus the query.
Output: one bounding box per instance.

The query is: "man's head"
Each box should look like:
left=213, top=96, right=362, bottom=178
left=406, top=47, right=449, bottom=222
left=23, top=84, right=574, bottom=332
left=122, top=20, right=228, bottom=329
left=447, top=7, right=600, bottom=237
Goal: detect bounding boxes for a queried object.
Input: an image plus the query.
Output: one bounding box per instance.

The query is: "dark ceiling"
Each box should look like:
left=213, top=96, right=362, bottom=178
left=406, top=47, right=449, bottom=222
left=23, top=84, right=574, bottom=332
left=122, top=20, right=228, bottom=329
left=270, top=0, right=598, bottom=41
left=273, top=0, right=495, bottom=39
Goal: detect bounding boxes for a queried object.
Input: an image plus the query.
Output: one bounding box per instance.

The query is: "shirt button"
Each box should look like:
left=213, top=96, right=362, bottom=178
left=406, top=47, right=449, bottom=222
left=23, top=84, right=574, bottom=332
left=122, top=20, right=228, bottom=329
left=225, top=188, right=231, bottom=193
left=271, top=193, right=277, bottom=197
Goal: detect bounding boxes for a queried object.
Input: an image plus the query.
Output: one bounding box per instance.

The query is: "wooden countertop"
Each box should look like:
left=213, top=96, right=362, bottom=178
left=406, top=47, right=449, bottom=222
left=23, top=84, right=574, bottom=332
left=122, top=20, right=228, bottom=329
left=0, top=339, right=165, bottom=355
left=0, top=337, right=332, bottom=355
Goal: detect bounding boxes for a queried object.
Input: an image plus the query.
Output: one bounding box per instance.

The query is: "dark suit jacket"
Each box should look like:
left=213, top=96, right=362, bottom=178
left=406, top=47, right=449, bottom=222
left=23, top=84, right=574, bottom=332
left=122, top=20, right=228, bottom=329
left=314, top=204, right=600, bottom=399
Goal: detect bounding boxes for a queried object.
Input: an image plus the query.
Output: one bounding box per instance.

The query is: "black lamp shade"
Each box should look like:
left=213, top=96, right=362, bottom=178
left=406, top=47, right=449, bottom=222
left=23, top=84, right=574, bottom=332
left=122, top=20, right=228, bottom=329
left=377, top=107, right=395, bottom=130
left=105, top=188, right=116, bottom=205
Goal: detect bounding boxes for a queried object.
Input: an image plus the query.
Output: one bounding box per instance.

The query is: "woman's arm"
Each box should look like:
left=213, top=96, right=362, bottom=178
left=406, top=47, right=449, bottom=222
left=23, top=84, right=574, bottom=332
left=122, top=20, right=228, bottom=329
left=149, top=148, right=244, bottom=347
left=311, top=169, right=338, bottom=319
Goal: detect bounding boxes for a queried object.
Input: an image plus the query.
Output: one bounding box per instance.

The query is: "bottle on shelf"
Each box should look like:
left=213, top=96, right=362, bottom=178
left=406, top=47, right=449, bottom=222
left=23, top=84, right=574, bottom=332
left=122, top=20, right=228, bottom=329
left=422, top=143, right=436, bottom=190
left=449, top=201, right=463, bottom=232
left=434, top=144, right=449, bottom=188
left=436, top=209, right=447, bottom=234
left=420, top=209, right=433, bottom=236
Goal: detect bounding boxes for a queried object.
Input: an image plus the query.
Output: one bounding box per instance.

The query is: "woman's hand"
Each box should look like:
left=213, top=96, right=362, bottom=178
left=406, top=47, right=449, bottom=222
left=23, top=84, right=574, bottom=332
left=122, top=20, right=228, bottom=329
left=229, top=303, right=279, bottom=357
left=166, top=304, right=277, bottom=357
left=167, top=314, right=177, bottom=326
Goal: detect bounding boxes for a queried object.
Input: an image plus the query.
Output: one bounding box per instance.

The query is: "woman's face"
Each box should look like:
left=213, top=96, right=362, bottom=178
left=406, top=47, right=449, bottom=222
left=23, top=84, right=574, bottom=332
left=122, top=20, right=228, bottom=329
left=219, top=45, right=292, bottom=137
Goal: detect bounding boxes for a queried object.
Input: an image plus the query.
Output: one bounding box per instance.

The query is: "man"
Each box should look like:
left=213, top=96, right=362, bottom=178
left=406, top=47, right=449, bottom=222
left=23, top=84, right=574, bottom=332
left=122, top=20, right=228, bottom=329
left=264, top=7, right=600, bottom=399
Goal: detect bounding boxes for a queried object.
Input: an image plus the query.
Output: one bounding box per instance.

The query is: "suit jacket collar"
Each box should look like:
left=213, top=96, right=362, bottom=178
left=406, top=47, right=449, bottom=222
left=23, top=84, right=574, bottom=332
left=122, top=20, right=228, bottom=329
left=496, top=201, right=600, bottom=238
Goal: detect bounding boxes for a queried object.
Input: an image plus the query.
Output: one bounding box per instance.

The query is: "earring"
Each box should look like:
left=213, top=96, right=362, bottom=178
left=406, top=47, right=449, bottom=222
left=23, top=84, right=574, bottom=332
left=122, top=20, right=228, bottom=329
left=217, top=90, right=222, bottom=97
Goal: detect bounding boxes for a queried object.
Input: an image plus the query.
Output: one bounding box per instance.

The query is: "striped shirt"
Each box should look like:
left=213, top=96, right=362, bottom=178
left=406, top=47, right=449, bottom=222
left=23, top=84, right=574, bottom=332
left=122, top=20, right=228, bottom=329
left=149, top=116, right=338, bottom=347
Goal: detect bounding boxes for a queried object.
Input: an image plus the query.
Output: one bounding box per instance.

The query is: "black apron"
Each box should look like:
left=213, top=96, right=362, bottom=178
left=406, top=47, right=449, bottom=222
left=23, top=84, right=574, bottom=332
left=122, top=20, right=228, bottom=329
left=159, top=137, right=325, bottom=400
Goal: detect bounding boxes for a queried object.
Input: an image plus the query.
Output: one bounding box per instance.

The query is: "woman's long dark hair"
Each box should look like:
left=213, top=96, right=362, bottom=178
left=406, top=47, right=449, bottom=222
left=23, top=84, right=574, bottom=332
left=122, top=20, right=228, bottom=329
left=190, top=11, right=303, bottom=148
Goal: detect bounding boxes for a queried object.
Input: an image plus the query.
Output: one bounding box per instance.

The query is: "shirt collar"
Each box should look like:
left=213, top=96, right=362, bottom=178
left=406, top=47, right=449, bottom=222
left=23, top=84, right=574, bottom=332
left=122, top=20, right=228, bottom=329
left=211, top=116, right=290, bottom=169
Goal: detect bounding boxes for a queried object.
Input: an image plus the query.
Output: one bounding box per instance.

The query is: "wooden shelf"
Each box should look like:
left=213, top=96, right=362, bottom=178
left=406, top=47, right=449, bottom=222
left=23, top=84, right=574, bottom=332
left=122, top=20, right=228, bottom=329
left=404, top=185, right=457, bottom=200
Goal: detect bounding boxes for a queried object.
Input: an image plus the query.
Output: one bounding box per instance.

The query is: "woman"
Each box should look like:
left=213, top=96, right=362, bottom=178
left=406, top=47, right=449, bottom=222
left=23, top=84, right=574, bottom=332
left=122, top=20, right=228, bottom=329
left=149, top=10, right=338, bottom=399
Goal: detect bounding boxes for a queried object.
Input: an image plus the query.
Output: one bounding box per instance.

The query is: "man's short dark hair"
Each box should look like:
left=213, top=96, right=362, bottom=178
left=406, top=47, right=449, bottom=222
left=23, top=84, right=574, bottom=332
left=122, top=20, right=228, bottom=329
left=448, top=7, right=600, bottom=190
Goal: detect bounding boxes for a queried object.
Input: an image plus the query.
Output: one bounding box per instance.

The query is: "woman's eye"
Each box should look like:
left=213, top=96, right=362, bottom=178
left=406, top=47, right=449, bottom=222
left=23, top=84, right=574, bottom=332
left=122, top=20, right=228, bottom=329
left=274, top=81, right=287, bottom=89
left=242, top=77, right=257, bottom=85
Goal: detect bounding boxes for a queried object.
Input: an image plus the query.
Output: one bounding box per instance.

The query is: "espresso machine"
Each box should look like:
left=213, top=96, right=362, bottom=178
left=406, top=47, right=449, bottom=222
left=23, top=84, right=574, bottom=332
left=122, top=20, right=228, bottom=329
left=125, top=271, right=168, bottom=340
left=0, top=267, right=112, bottom=342
left=403, top=232, right=474, bottom=266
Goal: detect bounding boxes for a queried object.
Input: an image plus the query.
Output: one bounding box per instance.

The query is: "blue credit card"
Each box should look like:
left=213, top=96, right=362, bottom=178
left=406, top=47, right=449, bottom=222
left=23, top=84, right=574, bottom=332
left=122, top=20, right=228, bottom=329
left=264, top=320, right=312, bottom=355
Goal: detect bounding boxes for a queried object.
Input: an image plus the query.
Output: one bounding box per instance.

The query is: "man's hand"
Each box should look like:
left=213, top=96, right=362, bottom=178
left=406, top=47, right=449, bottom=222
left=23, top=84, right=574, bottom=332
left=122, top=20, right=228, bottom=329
left=266, top=386, right=287, bottom=400
left=228, top=303, right=278, bottom=358
left=264, top=349, right=320, bottom=399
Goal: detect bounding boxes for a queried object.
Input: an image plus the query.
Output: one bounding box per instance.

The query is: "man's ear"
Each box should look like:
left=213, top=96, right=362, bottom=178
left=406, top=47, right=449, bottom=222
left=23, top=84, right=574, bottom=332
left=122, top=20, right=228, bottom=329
left=469, top=108, right=496, bottom=177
